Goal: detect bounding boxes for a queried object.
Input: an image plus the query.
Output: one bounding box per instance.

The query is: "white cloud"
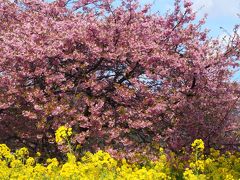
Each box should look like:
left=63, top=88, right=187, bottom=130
left=192, top=0, right=240, bottom=18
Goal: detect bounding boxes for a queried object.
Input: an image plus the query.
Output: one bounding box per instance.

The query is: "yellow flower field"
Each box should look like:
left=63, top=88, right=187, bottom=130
left=0, top=138, right=239, bottom=179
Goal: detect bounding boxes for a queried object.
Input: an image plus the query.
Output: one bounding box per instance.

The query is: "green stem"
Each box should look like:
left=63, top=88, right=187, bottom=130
left=195, top=150, right=199, bottom=177
left=66, top=138, right=73, bottom=154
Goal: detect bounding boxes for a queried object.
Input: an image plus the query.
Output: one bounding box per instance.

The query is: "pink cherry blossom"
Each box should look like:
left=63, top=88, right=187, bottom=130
left=0, top=0, right=239, bottom=158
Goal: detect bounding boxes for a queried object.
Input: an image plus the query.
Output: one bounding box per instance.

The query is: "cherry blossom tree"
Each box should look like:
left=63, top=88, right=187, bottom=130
left=0, top=0, right=239, bottom=158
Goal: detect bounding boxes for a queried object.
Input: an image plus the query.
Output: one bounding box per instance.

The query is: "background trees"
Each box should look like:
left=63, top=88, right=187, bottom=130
left=0, top=0, right=239, bottom=158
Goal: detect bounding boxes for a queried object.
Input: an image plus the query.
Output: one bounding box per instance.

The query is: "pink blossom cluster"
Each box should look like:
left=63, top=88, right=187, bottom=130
left=0, top=0, right=239, bottom=157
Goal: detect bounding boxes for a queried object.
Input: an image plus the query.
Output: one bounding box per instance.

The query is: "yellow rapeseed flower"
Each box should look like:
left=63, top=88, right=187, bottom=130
left=55, top=125, right=72, bottom=143
left=191, top=139, right=204, bottom=152
left=26, top=157, right=35, bottom=166
left=15, top=147, right=29, bottom=159
left=0, top=144, right=11, bottom=158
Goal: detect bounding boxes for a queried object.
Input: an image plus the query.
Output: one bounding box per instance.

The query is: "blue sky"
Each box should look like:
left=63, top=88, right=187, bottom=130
left=142, top=0, right=240, bottom=81
left=142, top=0, right=240, bottom=38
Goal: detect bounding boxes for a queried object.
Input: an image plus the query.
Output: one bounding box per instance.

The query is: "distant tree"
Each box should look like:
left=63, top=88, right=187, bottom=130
left=0, top=0, right=239, bottom=158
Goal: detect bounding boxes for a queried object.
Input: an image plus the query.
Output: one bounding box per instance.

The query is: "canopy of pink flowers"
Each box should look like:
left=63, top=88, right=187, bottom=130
left=0, top=0, right=239, bottom=158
